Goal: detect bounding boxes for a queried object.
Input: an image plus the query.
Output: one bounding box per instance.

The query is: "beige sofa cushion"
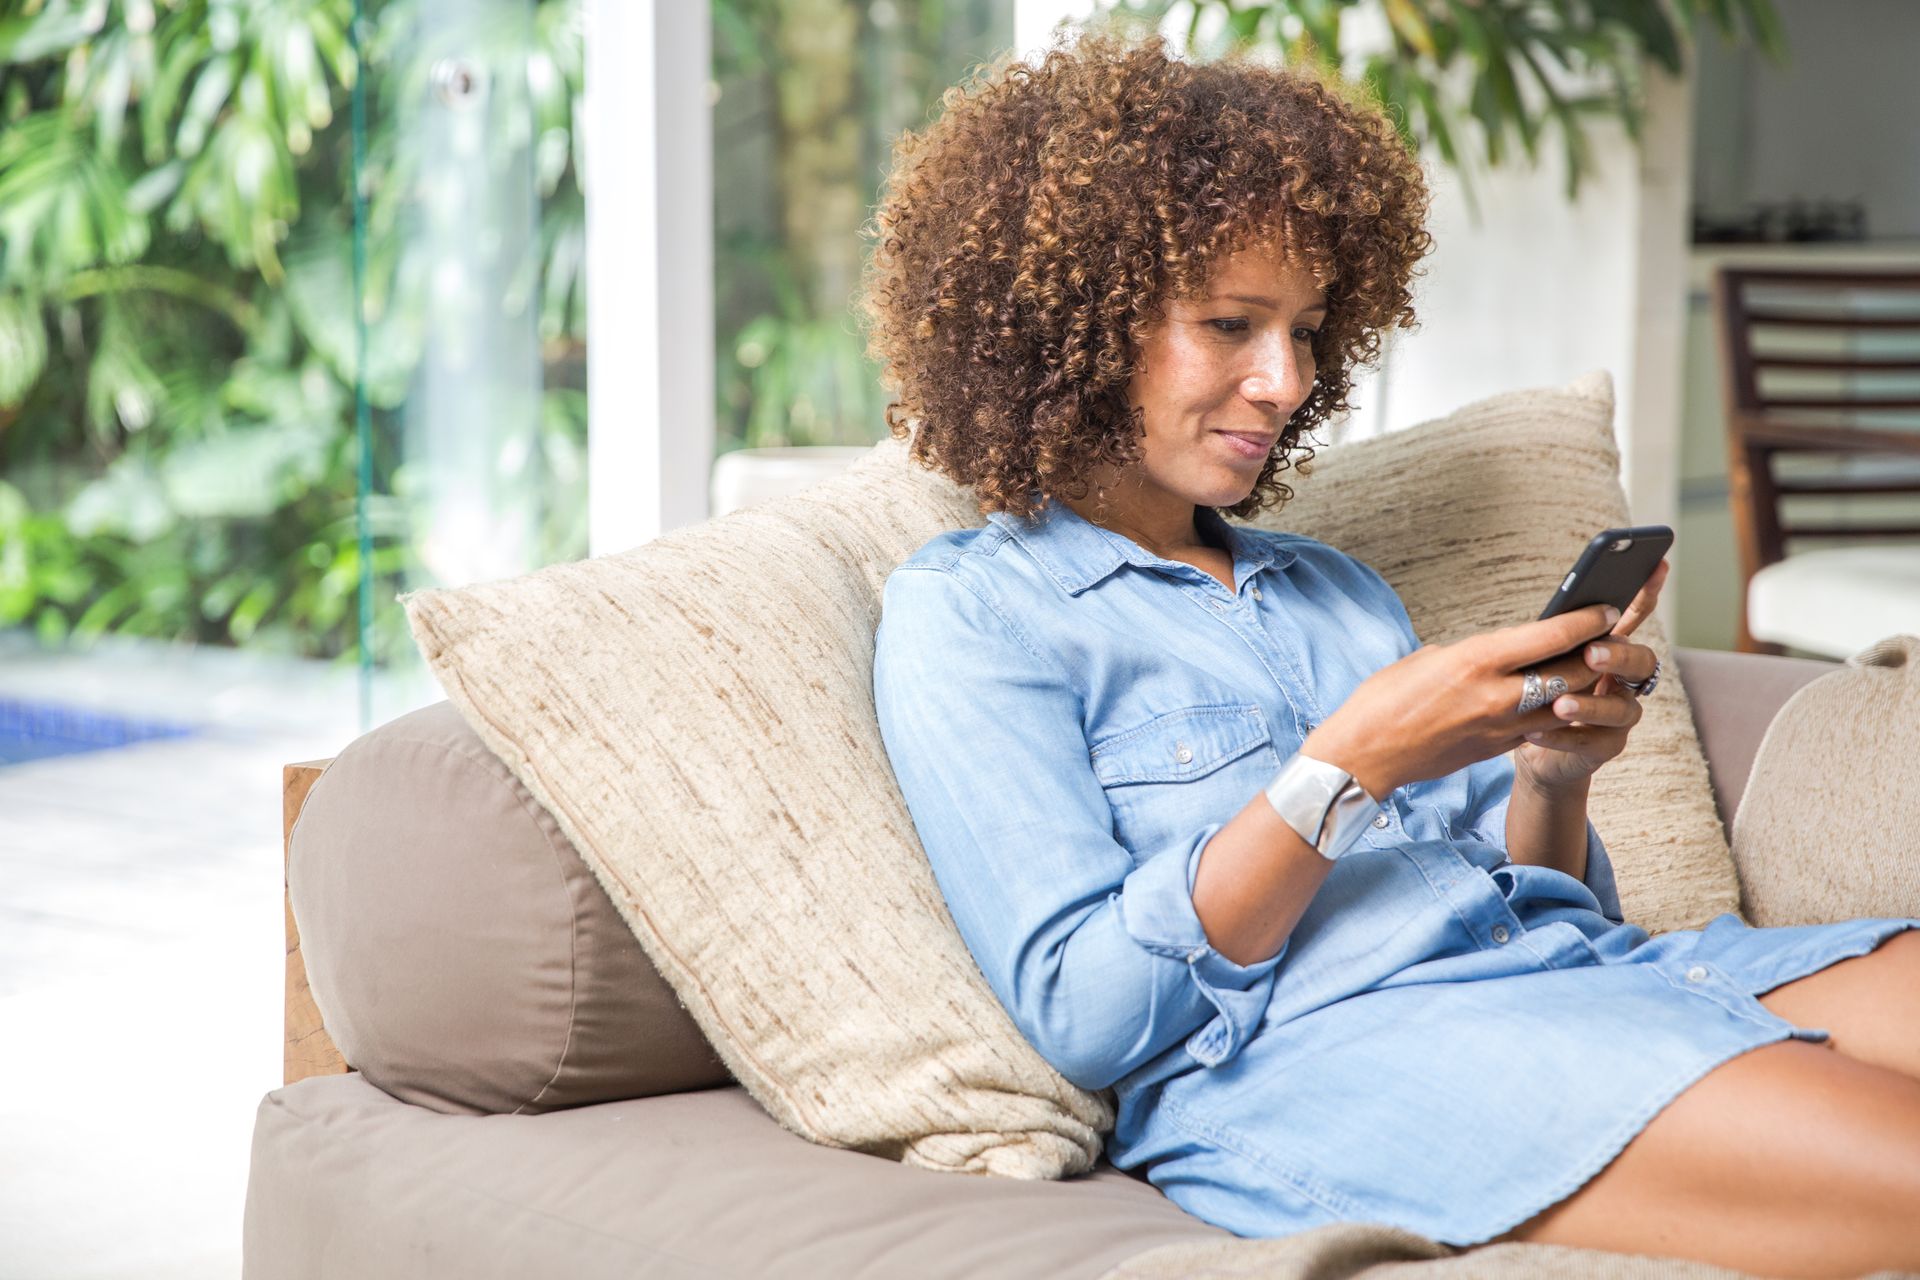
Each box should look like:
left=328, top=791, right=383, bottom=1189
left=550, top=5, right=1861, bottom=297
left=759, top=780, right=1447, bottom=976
left=1254, top=370, right=1741, bottom=934
left=405, top=460, right=1113, bottom=1177
left=290, top=702, right=731, bottom=1115
left=399, top=369, right=1738, bottom=1181
left=245, top=1074, right=1219, bottom=1280
left=247, top=1072, right=1760, bottom=1280
left=1732, top=633, right=1920, bottom=927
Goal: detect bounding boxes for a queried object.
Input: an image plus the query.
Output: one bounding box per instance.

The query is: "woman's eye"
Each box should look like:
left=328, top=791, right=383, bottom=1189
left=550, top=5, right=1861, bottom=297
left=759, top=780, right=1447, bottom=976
left=1207, top=317, right=1249, bottom=334
left=1294, top=327, right=1322, bottom=343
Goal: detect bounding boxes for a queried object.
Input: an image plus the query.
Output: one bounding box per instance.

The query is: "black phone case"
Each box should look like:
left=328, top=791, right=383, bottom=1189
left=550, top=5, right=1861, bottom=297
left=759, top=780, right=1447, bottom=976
left=1537, top=525, right=1674, bottom=621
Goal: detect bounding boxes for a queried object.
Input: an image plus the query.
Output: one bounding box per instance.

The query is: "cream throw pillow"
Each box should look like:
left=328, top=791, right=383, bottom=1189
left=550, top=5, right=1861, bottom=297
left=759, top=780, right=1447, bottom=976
left=1732, top=633, right=1920, bottom=927
left=406, top=458, right=1113, bottom=1178
left=402, top=370, right=1739, bottom=1182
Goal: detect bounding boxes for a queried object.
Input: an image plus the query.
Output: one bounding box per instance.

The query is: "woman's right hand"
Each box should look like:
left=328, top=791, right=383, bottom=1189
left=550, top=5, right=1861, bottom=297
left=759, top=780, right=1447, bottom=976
left=1298, top=603, right=1622, bottom=800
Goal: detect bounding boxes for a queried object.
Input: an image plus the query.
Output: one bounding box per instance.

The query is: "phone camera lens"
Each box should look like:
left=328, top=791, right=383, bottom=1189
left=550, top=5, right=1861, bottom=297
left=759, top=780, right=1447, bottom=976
left=1608, top=538, right=1632, bottom=553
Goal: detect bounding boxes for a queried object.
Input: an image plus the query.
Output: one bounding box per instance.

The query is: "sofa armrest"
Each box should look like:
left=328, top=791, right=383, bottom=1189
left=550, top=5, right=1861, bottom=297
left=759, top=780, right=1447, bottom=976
left=1674, top=646, right=1839, bottom=834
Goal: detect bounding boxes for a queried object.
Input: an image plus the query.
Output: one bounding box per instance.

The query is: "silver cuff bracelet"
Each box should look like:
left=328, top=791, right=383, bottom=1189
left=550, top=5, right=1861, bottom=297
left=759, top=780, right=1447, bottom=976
left=1263, top=752, right=1384, bottom=862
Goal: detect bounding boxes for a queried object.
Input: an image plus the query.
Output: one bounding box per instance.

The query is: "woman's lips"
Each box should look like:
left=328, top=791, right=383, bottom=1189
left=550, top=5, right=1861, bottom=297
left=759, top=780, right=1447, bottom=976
left=1214, top=430, right=1274, bottom=461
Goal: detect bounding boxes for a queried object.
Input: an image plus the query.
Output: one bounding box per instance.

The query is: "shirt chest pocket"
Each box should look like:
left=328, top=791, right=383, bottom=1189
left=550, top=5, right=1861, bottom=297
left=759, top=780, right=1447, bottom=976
left=1088, top=703, right=1280, bottom=861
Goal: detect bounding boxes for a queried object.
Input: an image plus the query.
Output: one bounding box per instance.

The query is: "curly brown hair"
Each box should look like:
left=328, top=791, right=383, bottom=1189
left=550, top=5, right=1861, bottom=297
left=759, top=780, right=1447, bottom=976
left=856, top=28, right=1433, bottom=521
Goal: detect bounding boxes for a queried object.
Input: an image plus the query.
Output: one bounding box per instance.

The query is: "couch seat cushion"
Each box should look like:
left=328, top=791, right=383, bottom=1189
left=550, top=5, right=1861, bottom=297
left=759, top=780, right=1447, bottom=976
left=243, top=1074, right=1219, bottom=1280
left=244, top=1073, right=1777, bottom=1280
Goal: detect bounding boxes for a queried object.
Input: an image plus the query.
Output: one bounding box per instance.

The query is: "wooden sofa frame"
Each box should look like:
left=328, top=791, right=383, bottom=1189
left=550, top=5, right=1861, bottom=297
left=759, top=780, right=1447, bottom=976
left=283, top=760, right=347, bottom=1086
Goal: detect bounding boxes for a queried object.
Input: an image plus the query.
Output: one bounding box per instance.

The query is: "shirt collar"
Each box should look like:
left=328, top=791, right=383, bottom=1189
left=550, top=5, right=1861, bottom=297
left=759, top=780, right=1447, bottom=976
left=986, top=493, right=1296, bottom=596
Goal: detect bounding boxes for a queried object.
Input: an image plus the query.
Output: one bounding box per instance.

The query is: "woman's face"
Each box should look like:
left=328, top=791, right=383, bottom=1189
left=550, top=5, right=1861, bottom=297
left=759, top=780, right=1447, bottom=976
left=1122, top=238, right=1328, bottom=514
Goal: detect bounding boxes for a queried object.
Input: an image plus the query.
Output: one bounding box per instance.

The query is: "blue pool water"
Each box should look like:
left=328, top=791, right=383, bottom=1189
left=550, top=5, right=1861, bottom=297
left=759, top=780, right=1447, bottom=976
left=0, top=697, right=198, bottom=765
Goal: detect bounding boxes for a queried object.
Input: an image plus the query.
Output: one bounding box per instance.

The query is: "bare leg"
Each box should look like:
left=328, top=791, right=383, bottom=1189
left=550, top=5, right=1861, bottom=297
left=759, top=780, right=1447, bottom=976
left=1487, top=1039, right=1920, bottom=1279
left=1756, top=930, right=1920, bottom=1082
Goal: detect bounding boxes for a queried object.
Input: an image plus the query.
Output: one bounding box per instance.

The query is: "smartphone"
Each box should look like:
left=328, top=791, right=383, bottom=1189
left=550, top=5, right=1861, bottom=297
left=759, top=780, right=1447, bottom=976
left=1538, top=525, right=1674, bottom=622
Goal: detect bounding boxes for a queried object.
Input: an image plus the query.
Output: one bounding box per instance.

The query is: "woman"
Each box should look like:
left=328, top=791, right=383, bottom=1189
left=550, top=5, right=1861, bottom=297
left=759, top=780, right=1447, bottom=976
left=861, top=30, right=1920, bottom=1276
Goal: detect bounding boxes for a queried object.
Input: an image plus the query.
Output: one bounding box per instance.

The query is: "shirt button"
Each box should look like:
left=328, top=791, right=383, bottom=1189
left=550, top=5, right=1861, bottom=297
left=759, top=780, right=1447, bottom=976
left=1173, top=743, right=1193, bottom=764
left=1491, top=925, right=1510, bottom=944
left=1250, top=585, right=1263, bottom=600
left=1686, top=965, right=1709, bottom=983
left=1371, top=813, right=1390, bottom=829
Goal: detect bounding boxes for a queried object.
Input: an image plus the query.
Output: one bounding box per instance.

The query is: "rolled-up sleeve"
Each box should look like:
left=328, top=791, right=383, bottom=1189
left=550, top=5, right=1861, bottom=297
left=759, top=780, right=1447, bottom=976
left=1117, top=824, right=1289, bottom=1070
left=873, top=565, right=1283, bottom=1092
left=1469, top=772, right=1627, bottom=927
left=1574, top=821, right=1625, bottom=926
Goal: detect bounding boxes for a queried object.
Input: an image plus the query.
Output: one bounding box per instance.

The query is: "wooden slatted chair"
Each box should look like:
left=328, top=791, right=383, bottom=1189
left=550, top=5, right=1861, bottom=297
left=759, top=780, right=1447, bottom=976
left=1713, top=267, right=1920, bottom=656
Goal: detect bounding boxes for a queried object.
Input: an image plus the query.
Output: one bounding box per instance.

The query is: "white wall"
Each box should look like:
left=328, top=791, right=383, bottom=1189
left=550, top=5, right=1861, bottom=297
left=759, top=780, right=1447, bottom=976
left=1693, top=0, right=1920, bottom=239
left=1337, top=140, right=1640, bottom=445
left=1331, top=76, right=1694, bottom=557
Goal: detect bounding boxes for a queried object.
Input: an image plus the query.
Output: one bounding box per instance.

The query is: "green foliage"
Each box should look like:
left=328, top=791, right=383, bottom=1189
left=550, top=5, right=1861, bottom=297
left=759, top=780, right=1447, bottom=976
left=711, top=0, right=1010, bottom=452
left=1094, top=0, right=1786, bottom=202
left=715, top=230, right=882, bottom=449
left=0, top=294, right=47, bottom=407
left=0, top=0, right=587, bottom=661
left=1, top=0, right=990, bottom=658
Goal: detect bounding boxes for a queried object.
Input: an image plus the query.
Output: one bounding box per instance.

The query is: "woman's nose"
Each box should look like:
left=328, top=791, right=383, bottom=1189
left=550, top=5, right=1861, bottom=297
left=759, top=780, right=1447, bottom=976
left=1240, top=342, right=1312, bottom=411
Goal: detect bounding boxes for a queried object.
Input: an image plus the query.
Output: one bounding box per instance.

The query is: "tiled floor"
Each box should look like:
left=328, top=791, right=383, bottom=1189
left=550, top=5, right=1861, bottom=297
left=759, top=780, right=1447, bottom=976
left=0, top=633, right=436, bottom=1278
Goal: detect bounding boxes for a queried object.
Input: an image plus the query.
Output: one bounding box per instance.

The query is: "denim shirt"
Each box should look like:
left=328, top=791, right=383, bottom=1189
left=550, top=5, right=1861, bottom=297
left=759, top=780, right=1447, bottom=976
left=871, top=495, right=1624, bottom=1098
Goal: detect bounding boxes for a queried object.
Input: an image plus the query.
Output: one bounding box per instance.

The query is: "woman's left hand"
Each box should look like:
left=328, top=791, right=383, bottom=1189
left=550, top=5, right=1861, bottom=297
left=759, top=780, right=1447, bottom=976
left=1513, top=559, right=1669, bottom=795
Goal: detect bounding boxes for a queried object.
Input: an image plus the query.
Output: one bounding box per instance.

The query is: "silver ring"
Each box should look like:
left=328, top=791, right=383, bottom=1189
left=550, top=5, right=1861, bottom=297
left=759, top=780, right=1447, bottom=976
left=1517, top=668, right=1569, bottom=715
left=1616, top=655, right=1662, bottom=698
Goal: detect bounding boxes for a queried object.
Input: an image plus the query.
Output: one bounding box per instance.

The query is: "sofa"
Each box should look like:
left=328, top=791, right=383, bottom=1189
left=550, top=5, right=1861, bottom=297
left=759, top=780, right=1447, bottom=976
left=246, top=376, right=1917, bottom=1278
left=248, top=647, right=1851, bottom=1280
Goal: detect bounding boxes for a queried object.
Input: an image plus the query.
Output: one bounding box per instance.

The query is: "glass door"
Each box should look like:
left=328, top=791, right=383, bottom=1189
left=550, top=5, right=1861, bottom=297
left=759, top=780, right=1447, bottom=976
left=350, top=0, right=587, bottom=727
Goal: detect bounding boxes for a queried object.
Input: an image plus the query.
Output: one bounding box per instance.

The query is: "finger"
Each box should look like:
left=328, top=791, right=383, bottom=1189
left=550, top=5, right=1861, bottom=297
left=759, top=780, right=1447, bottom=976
left=1521, top=725, right=1622, bottom=758
left=1517, top=705, right=1573, bottom=737
left=1521, top=725, right=1611, bottom=752
left=1477, top=603, right=1621, bottom=674
left=1547, top=692, right=1643, bottom=730
left=1581, top=637, right=1657, bottom=686
left=1611, top=560, right=1669, bottom=640
left=1540, top=651, right=1604, bottom=693
left=1506, top=655, right=1605, bottom=722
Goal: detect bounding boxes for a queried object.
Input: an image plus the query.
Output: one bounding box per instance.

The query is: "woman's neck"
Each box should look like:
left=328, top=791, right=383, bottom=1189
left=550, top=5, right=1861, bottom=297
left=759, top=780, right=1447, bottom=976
left=1061, top=488, right=1205, bottom=562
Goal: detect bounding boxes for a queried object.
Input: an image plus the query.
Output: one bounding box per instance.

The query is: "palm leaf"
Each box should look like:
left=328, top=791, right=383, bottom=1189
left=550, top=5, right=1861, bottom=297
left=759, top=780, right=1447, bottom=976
left=0, top=2, right=101, bottom=65
left=0, top=111, right=149, bottom=287
left=0, top=292, right=47, bottom=408
left=85, top=299, right=167, bottom=437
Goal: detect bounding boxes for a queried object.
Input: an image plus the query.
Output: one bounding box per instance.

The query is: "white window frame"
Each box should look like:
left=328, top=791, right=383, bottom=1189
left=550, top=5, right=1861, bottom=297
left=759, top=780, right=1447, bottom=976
left=584, top=0, right=714, bottom=555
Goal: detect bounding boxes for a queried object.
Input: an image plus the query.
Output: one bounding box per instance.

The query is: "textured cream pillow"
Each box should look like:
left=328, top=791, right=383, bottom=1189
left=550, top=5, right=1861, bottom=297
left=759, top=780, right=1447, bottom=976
left=1254, top=370, right=1742, bottom=934
left=406, top=457, right=1114, bottom=1178
left=402, top=369, right=1738, bottom=1183
left=1732, top=633, right=1920, bottom=927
